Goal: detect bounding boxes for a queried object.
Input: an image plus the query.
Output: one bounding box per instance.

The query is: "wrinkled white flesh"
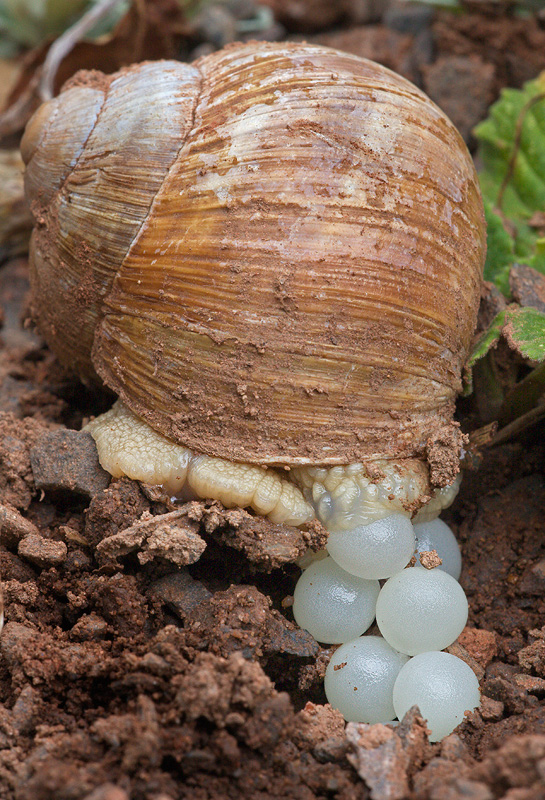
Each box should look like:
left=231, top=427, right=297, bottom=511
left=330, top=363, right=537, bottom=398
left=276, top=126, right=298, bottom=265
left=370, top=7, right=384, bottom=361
left=85, top=400, right=461, bottom=533
left=412, top=476, right=462, bottom=523
left=291, top=463, right=461, bottom=531
left=84, top=400, right=314, bottom=526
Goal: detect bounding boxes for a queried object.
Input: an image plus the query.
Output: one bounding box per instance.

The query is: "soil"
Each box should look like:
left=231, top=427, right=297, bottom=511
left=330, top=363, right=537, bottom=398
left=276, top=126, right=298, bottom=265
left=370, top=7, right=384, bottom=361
left=1, top=3, right=545, bottom=799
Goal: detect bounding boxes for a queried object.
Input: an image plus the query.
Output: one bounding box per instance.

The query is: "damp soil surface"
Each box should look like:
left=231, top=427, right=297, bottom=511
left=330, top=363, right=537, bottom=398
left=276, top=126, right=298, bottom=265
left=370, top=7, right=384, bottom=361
left=2, top=3, right=545, bottom=799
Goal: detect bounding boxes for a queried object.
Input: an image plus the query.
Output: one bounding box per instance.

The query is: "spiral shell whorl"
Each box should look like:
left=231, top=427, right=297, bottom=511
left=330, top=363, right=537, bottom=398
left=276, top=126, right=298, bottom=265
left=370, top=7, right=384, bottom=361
left=24, top=61, right=202, bottom=380
left=24, top=43, right=486, bottom=466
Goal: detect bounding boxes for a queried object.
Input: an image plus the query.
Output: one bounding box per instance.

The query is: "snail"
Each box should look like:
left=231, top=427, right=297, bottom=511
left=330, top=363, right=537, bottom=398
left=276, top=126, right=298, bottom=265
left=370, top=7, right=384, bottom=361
left=22, top=41, right=486, bottom=738
left=21, top=41, right=486, bottom=535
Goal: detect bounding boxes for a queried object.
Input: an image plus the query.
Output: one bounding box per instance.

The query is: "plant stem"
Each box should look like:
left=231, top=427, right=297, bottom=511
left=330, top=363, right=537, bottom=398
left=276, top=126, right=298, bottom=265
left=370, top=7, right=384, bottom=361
left=498, top=360, right=545, bottom=426
left=492, top=400, right=545, bottom=446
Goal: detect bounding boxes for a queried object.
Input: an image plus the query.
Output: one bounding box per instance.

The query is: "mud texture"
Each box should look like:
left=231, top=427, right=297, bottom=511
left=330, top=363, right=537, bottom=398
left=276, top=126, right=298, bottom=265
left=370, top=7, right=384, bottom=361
left=24, top=41, right=486, bottom=470
left=2, top=3, right=545, bottom=799
left=1, top=369, right=545, bottom=800
left=2, top=242, right=545, bottom=800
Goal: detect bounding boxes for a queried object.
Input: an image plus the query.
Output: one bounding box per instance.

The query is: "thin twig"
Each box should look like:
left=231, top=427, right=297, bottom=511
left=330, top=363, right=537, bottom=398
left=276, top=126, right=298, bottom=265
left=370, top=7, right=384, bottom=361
left=490, top=401, right=545, bottom=446
left=39, top=0, right=123, bottom=102
left=131, top=0, right=147, bottom=63
left=498, top=359, right=545, bottom=427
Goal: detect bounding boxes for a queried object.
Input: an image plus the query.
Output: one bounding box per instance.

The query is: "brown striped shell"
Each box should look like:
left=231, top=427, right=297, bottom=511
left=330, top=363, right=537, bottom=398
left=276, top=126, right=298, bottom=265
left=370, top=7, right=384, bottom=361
left=22, top=42, right=486, bottom=468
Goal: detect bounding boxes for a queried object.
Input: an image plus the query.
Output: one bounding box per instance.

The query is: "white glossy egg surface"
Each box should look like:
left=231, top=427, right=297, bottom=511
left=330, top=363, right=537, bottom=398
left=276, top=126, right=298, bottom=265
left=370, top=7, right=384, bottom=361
left=293, top=557, right=380, bottom=644
left=413, top=518, right=462, bottom=580
left=325, top=635, right=409, bottom=723
left=326, top=513, right=415, bottom=580
left=376, top=567, right=468, bottom=655
left=393, top=651, right=480, bottom=741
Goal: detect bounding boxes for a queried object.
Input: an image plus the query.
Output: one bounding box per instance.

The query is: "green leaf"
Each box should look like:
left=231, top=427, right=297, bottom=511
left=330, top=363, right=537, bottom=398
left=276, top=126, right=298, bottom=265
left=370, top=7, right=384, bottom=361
left=503, top=306, right=545, bottom=361
left=463, top=305, right=545, bottom=398
left=475, top=75, right=545, bottom=210
left=467, top=311, right=507, bottom=372
left=475, top=72, right=545, bottom=293
left=527, top=238, right=545, bottom=274
left=482, top=202, right=513, bottom=294
left=0, top=0, right=126, bottom=48
left=463, top=310, right=506, bottom=395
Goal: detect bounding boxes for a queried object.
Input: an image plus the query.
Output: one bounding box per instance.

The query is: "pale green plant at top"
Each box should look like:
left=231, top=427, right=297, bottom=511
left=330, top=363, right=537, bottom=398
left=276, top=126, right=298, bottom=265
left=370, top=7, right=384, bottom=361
left=409, top=0, right=545, bottom=16
left=474, top=72, right=545, bottom=294
left=0, top=0, right=128, bottom=55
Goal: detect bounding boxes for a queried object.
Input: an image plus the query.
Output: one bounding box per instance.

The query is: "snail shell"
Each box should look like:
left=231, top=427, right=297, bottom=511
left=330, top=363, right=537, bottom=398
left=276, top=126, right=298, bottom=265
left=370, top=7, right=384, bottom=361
left=22, top=42, right=486, bottom=470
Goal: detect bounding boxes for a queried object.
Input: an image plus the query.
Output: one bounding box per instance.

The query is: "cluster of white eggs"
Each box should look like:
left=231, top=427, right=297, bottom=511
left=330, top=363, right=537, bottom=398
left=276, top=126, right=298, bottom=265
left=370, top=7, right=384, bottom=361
left=293, top=515, right=480, bottom=741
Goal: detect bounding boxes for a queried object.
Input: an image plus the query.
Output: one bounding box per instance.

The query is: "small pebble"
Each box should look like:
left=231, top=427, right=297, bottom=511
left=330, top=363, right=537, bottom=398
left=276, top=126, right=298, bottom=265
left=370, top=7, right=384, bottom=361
left=82, top=785, right=129, bottom=800
left=0, top=621, right=37, bottom=670
left=446, top=641, right=485, bottom=682
left=513, top=674, right=545, bottom=695
left=422, top=56, right=495, bottom=144
left=0, top=503, right=40, bottom=547
left=95, top=510, right=207, bottom=567
left=64, top=549, right=93, bottom=573
left=30, top=430, right=110, bottom=498
left=509, top=264, right=545, bottom=313
left=151, top=570, right=212, bottom=619
left=71, top=613, right=110, bottom=641
left=18, top=533, right=67, bottom=569
left=479, top=695, right=504, bottom=721
left=11, top=684, right=39, bottom=735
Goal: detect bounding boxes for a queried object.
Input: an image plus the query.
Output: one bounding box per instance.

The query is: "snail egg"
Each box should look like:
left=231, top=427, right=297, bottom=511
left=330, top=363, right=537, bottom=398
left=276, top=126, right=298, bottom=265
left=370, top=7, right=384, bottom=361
left=393, top=651, right=480, bottom=741
left=413, top=518, right=462, bottom=580
left=376, top=567, right=468, bottom=655
left=292, top=557, right=380, bottom=644
left=326, top=514, right=415, bottom=580
left=324, top=636, right=409, bottom=724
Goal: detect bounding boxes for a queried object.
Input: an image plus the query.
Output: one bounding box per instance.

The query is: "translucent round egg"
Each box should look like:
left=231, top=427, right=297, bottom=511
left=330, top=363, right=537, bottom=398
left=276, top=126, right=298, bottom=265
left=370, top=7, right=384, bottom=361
left=293, top=557, right=380, bottom=644
left=326, top=513, right=415, bottom=580
left=325, top=635, right=409, bottom=723
left=393, top=651, right=480, bottom=741
left=376, top=567, right=468, bottom=655
left=413, top=518, right=462, bottom=580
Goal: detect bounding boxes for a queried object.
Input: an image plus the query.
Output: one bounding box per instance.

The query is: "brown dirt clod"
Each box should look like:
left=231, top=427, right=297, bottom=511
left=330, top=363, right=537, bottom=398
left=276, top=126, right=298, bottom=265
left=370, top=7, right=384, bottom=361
left=2, top=5, right=545, bottom=798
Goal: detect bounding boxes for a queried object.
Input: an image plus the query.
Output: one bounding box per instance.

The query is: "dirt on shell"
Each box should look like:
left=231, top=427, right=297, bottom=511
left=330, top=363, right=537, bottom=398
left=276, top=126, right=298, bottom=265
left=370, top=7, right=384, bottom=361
left=1, top=275, right=545, bottom=800
left=2, top=4, right=545, bottom=798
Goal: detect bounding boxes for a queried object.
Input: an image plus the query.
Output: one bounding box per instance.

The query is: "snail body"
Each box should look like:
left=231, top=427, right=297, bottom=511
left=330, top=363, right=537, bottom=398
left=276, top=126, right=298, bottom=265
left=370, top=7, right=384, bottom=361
left=23, top=42, right=485, bottom=492
left=23, top=42, right=486, bottom=737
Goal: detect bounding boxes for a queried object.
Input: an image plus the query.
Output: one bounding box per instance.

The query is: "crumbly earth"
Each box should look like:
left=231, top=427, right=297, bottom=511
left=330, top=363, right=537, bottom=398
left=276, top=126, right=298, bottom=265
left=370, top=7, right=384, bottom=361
left=2, top=383, right=545, bottom=800
left=2, top=5, right=545, bottom=799
left=2, top=261, right=545, bottom=800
